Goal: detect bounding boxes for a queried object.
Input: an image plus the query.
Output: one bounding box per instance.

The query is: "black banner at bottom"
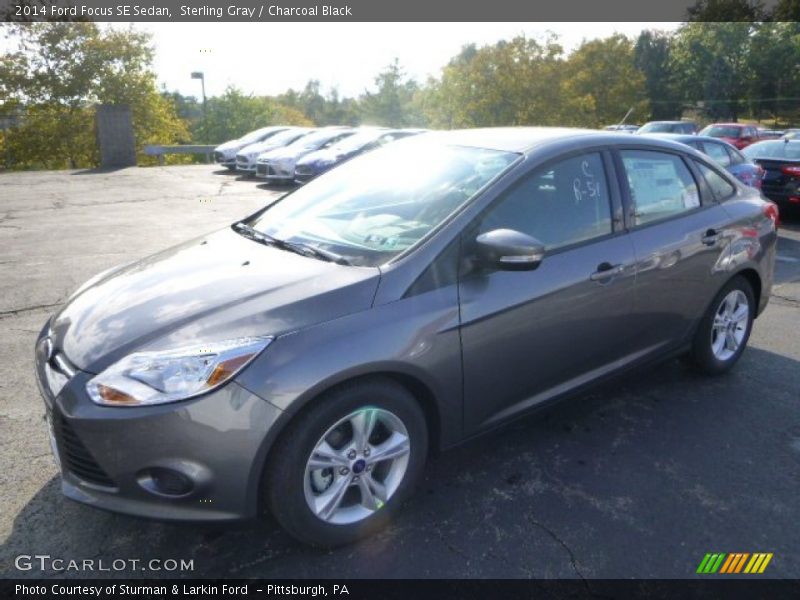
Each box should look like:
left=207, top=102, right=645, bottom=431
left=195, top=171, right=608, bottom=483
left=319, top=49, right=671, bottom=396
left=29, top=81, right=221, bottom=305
left=3, top=579, right=800, bottom=600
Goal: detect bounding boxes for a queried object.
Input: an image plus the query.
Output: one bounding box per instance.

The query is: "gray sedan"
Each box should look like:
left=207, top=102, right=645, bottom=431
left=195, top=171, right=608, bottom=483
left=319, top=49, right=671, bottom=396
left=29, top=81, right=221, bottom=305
left=35, top=129, right=777, bottom=546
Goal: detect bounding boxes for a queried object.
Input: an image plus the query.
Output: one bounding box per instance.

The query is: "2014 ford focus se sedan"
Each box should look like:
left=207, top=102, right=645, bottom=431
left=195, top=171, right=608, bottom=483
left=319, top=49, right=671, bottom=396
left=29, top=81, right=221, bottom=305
left=35, top=128, right=777, bottom=546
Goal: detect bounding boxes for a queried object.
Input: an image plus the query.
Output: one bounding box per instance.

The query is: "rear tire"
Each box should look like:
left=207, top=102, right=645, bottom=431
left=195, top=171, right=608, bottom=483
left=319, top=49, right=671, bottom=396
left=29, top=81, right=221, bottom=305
left=687, top=275, right=755, bottom=375
left=264, top=378, right=428, bottom=547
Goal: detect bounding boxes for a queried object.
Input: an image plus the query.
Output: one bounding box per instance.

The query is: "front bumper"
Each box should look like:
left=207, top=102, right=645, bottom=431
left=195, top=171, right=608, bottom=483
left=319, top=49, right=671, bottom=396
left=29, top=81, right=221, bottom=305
left=294, top=167, right=323, bottom=184
left=35, top=328, right=283, bottom=522
left=214, top=151, right=236, bottom=167
left=256, top=162, right=295, bottom=182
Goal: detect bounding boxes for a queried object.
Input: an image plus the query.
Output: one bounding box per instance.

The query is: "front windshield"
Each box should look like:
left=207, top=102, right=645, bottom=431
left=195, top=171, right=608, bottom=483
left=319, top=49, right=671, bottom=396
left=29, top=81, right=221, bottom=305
left=701, top=126, right=742, bottom=138
left=289, top=129, right=352, bottom=151
left=328, top=130, right=385, bottom=153
left=263, top=128, right=311, bottom=147
left=247, top=138, right=519, bottom=267
left=743, top=141, right=800, bottom=160
left=240, top=127, right=277, bottom=144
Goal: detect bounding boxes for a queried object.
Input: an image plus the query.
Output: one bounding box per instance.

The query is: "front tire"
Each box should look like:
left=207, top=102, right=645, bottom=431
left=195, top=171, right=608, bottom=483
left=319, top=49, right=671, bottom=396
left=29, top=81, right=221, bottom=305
left=687, top=275, right=755, bottom=375
left=264, top=378, right=428, bottom=547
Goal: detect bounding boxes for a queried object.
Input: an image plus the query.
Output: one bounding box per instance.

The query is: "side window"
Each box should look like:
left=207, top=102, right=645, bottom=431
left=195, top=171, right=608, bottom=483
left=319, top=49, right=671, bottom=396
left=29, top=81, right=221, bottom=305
left=695, top=161, right=736, bottom=201
left=620, top=150, right=700, bottom=226
left=727, top=147, right=744, bottom=165
left=703, top=142, right=732, bottom=168
left=479, top=152, right=612, bottom=251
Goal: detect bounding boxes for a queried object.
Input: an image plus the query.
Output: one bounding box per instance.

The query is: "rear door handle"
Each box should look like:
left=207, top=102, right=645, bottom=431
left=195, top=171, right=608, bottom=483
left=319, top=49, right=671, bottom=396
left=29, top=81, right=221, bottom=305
left=590, top=262, right=624, bottom=282
left=701, top=229, right=720, bottom=246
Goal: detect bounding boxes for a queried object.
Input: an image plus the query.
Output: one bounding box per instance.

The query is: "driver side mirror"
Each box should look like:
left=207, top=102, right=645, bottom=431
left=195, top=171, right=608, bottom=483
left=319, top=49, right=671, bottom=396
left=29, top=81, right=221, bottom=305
left=476, top=228, right=545, bottom=271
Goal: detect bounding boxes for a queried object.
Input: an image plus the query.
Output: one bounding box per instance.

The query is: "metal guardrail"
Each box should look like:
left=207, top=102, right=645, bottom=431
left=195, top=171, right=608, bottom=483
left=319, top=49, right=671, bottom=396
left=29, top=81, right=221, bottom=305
left=143, top=144, right=216, bottom=165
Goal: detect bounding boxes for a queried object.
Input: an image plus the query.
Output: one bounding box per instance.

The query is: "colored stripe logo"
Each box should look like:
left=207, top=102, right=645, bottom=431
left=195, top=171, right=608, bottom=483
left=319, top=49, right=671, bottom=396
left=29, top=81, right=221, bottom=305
left=697, top=553, right=773, bottom=574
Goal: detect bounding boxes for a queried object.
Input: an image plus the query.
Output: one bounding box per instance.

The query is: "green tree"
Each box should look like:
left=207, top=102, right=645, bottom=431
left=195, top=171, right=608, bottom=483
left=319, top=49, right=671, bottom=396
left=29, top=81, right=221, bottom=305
left=1, top=22, right=188, bottom=169
left=634, top=30, right=683, bottom=120
left=564, top=34, right=649, bottom=127
left=200, top=86, right=312, bottom=145
left=670, top=22, right=756, bottom=121
left=746, top=22, right=800, bottom=124
left=360, top=59, right=421, bottom=127
left=424, top=36, right=569, bottom=128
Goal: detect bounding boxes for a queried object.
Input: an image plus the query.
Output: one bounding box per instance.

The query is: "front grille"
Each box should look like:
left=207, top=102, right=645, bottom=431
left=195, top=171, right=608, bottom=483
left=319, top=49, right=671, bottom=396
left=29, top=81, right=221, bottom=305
left=236, top=155, right=247, bottom=165
left=256, top=164, right=267, bottom=176
left=52, top=410, right=116, bottom=488
left=266, top=165, right=276, bottom=177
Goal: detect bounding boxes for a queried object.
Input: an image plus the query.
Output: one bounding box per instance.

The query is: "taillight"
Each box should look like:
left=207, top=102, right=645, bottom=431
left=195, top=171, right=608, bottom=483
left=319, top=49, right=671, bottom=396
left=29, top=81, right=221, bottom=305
left=781, top=165, right=800, bottom=177
left=763, top=202, right=779, bottom=228
left=752, top=166, right=764, bottom=189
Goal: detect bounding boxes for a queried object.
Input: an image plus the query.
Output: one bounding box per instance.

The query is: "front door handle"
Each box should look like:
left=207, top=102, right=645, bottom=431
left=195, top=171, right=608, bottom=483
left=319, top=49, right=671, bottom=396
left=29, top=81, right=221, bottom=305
left=701, top=229, right=720, bottom=246
left=590, top=262, right=624, bottom=282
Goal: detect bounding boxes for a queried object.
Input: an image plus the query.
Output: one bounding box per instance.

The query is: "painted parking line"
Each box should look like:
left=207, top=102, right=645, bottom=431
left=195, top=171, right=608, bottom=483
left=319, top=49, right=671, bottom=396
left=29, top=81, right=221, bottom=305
left=776, top=255, right=800, bottom=263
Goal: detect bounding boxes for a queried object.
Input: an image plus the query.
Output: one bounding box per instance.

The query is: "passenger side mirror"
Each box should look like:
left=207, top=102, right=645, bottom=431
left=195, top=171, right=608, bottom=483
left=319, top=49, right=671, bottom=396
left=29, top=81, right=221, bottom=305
left=475, top=229, right=545, bottom=271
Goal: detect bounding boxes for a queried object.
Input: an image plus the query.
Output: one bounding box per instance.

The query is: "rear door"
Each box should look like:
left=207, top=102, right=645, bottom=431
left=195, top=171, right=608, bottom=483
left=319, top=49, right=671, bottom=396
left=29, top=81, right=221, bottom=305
left=615, top=148, right=734, bottom=352
left=458, top=149, right=638, bottom=433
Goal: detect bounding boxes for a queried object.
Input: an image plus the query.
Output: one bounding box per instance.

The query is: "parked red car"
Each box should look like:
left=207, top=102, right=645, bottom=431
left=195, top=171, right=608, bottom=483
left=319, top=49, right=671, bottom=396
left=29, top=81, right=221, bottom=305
left=699, top=123, right=761, bottom=150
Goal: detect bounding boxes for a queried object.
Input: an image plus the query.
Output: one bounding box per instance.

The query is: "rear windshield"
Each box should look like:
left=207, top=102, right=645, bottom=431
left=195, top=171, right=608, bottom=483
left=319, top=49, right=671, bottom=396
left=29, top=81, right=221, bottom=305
left=638, top=122, right=680, bottom=133
left=701, top=126, right=743, bottom=138
left=742, top=141, right=800, bottom=160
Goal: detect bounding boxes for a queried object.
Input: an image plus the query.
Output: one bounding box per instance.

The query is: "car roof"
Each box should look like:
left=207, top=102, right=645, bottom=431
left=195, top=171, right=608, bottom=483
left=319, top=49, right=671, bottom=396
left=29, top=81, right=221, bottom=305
left=644, top=120, right=694, bottom=125
left=423, top=127, right=701, bottom=154
left=645, top=133, right=736, bottom=145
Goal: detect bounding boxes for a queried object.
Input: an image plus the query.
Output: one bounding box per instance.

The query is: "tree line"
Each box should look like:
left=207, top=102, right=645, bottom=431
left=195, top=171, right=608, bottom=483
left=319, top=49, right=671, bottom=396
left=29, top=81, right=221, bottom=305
left=1, top=16, right=799, bottom=170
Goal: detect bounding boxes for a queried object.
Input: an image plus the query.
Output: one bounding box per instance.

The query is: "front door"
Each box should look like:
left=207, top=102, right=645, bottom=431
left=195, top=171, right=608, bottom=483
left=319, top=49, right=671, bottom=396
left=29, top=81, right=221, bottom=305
left=458, top=150, right=638, bottom=434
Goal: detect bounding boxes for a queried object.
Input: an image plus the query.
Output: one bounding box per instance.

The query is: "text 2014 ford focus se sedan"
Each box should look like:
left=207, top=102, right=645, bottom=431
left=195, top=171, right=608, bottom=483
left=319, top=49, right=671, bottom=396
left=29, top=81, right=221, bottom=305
left=35, top=129, right=777, bottom=546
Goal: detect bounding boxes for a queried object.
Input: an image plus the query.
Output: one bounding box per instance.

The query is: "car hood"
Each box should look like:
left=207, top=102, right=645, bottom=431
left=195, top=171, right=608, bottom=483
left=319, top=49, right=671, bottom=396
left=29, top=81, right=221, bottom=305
left=214, top=139, right=242, bottom=153
left=298, top=147, right=351, bottom=167
left=50, top=227, right=380, bottom=373
left=263, top=145, right=317, bottom=162
left=239, top=140, right=281, bottom=157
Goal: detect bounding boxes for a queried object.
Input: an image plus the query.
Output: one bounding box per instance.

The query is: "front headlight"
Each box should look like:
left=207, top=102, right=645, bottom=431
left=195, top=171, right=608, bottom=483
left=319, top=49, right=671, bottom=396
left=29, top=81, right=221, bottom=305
left=86, top=337, right=272, bottom=407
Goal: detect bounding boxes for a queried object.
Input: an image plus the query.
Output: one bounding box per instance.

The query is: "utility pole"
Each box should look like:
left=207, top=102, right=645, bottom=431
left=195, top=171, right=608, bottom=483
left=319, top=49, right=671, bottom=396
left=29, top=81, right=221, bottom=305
left=191, top=71, right=208, bottom=145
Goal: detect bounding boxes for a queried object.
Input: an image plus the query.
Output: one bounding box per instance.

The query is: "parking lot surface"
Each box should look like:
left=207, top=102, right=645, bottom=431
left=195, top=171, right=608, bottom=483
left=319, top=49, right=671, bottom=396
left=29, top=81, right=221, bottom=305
left=1, top=166, right=799, bottom=579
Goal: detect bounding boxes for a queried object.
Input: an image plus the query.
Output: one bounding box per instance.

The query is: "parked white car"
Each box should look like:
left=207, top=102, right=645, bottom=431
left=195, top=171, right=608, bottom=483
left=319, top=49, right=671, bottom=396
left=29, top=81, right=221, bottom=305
left=235, top=128, right=315, bottom=175
left=255, top=127, right=354, bottom=182
left=213, top=126, right=289, bottom=170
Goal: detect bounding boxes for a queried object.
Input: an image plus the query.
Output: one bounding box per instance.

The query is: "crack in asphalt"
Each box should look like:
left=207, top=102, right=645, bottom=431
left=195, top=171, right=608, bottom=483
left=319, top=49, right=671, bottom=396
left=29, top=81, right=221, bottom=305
left=771, top=292, right=800, bottom=307
left=526, top=513, right=590, bottom=588
left=0, top=301, right=63, bottom=319
left=431, top=522, right=472, bottom=565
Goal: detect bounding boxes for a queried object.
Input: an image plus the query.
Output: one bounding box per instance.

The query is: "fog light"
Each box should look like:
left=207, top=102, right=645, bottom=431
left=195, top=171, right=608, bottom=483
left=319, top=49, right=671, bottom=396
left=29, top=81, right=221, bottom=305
left=138, top=467, right=194, bottom=497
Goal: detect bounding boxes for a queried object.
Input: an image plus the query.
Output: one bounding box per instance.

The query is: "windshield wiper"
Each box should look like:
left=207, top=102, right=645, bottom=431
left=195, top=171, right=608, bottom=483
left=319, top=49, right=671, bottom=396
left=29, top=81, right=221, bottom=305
left=232, top=222, right=351, bottom=266
left=286, top=241, right=352, bottom=266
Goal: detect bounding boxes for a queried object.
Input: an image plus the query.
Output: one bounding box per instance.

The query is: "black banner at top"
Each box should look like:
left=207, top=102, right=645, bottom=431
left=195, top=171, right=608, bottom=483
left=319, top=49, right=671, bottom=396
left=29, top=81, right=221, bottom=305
left=0, top=0, right=785, bottom=22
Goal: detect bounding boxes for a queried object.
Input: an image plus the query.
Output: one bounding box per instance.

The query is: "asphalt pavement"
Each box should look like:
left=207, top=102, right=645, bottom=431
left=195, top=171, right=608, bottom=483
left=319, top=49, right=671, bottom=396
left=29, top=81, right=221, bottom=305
left=1, top=166, right=798, bottom=579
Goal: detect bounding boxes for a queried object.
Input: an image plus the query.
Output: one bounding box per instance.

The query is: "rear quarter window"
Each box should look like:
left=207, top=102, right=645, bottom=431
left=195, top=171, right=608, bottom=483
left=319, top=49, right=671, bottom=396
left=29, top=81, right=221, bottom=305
left=695, top=161, right=736, bottom=201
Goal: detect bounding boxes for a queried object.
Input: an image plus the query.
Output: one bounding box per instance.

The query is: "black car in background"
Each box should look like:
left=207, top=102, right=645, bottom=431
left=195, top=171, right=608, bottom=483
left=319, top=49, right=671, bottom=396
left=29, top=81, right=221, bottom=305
left=743, top=139, right=800, bottom=211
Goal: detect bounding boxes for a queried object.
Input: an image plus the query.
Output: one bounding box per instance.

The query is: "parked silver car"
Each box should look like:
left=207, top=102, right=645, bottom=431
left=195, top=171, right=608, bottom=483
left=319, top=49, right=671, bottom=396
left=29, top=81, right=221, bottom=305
left=213, top=126, right=289, bottom=170
left=255, top=127, right=353, bottom=182
left=36, top=129, right=776, bottom=547
left=235, top=127, right=315, bottom=175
